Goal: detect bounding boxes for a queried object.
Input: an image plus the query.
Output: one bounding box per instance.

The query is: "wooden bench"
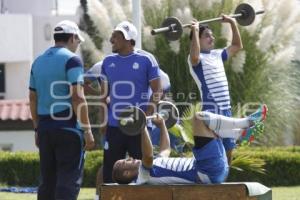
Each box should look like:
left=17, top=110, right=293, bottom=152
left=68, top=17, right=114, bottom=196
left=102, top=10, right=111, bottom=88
left=101, top=182, right=272, bottom=200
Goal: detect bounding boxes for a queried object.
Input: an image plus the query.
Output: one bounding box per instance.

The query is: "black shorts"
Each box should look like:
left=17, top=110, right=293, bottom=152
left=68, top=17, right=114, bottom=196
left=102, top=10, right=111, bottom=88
left=102, top=126, right=142, bottom=183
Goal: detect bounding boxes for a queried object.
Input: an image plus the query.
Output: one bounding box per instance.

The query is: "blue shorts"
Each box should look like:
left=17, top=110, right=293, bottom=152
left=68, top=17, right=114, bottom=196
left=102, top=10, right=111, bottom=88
left=193, top=138, right=229, bottom=183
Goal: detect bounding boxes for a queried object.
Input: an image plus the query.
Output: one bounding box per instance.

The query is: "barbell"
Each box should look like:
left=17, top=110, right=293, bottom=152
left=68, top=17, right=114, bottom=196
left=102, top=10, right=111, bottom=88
left=151, top=3, right=265, bottom=41
left=118, top=101, right=179, bottom=136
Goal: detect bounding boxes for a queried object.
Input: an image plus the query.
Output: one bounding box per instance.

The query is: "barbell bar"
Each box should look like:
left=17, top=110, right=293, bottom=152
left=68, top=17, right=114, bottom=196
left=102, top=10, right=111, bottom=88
left=118, top=101, right=179, bottom=136
left=151, top=3, right=265, bottom=41
left=120, top=110, right=170, bottom=125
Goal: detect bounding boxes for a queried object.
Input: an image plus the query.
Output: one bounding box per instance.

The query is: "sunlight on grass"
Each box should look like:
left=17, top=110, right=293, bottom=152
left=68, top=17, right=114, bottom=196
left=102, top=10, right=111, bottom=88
left=77, top=188, right=95, bottom=200
left=272, top=186, right=300, bottom=200
left=0, top=188, right=95, bottom=200
left=0, top=192, right=36, bottom=200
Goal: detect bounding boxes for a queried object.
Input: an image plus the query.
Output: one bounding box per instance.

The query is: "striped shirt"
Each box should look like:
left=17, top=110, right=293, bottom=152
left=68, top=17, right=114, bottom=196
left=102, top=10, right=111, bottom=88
left=135, top=157, right=211, bottom=184
left=188, top=49, right=231, bottom=112
left=134, top=139, right=229, bottom=185
left=136, top=157, right=196, bottom=184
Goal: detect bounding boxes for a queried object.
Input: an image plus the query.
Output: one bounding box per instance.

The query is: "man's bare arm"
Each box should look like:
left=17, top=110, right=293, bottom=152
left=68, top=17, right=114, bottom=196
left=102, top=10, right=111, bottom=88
left=189, top=21, right=201, bottom=66
left=99, top=80, right=109, bottom=134
left=141, top=128, right=154, bottom=168
left=153, top=116, right=171, bottom=157
left=71, top=84, right=95, bottom=150
left=29, top=90, right=39, bottom=147
left=146, top=78, right=163, bottom=116
left=223, top=15, right=243, bottom=57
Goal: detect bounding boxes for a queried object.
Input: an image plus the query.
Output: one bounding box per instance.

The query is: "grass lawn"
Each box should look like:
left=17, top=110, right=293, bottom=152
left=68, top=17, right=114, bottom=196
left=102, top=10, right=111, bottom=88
left=0, top=188, right=95, bottom=200
left=272, top=186, right=300, bottom=200
left=0, top=186, right=300, bottom=200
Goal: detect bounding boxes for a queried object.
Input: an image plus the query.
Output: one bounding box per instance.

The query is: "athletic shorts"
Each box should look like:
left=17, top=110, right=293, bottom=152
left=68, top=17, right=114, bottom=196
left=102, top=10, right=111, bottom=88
left=193, top=138, right=229, bottom=183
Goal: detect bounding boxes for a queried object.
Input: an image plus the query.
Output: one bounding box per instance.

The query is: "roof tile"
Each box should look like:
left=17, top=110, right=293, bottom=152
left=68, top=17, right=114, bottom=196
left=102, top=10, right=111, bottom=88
left=0, top=99, right=32, bottom=121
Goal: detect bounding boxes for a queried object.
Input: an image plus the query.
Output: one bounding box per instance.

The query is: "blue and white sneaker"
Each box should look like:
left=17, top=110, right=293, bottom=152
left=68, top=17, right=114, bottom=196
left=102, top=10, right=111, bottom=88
left=248, top=104, right=268, bottom=123
left=239, top=122, right=265, bottom=145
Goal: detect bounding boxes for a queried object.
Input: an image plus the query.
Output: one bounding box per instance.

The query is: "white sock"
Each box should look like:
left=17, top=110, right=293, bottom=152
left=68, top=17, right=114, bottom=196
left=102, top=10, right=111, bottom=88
left=94, top=194, right=99, bottom=200
left=215, top=129, right=244, bottom=139
left=201, top=111, right=250, bottom=133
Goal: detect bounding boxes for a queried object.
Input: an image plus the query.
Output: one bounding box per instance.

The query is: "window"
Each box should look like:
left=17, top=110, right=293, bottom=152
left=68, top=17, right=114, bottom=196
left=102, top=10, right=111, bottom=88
left=0, top=0, right=3, bottom=13
left=0, top=64, right=5, bottom=99
left=0, top=143, right=13, bottom=151
left=0, top=0, right=7, bottom=14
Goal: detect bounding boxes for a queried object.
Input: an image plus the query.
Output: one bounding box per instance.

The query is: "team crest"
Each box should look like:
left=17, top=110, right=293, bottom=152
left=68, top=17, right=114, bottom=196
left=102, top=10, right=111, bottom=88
left=133, top=62, right=139, bottom=69
left=109, top=63, right=116, bottom=68
left=122, top=25, right=130, bottom=32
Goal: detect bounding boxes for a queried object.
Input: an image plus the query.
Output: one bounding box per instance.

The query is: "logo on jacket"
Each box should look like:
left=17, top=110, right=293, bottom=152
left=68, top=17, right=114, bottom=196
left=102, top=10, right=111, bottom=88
left=109, top=63, right=116, bottom=68
left=133, top=62, right=139, bottom=69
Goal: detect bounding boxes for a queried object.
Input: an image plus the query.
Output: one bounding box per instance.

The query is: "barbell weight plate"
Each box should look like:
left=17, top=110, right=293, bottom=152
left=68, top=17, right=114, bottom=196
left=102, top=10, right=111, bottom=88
left=157, top=101, right=179, bottom=129
left=118, top=106, right=146, bottom=136
left=234, top=3, right=256, bottom=26
left=161, top=17, right=183, bottom=41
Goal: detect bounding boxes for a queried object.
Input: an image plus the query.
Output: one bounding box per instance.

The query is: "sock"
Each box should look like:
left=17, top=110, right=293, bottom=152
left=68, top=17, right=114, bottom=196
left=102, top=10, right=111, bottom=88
left=201, top=111, right=250, bottom=133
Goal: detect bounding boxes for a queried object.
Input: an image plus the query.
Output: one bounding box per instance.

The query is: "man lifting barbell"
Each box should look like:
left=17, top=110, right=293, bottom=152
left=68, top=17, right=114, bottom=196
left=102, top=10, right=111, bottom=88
left=112, top=104, right=268, bottom=184
left=187, top=14, right=243, bottom=166
left=151, top=3, right=264, bottom=41
left=118, top=101, right=179, bottom=136
left=150, top=3, right=264, bottom=166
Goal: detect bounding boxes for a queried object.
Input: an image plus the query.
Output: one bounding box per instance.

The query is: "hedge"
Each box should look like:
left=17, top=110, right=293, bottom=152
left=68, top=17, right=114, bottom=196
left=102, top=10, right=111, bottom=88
left=228, top=147, right=300, bottom=186
left=0, top=151, right=103, bottom=187
left=0, top=152, right=39, bottom=186
left=0, top=147, right=300, bottom=187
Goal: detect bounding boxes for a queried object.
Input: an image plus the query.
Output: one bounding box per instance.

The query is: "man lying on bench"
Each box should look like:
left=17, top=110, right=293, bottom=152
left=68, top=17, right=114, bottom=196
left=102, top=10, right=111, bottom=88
left=112, top=105, right=267, bottom=184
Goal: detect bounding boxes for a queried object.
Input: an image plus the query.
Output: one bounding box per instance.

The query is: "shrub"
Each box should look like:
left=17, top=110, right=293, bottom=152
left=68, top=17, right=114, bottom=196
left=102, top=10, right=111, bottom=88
left=228, top=147, right=300, bottom=186
left=0, top=152, right=39, bottom=186
left=0, top=148, right=299, bottom=187
left=82, top=150, right=103, bottom=187
left=0, top=151, right=103, bottom=187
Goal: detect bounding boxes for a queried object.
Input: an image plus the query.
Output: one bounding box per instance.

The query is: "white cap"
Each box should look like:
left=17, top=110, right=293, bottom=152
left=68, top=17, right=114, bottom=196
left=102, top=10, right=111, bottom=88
left=114, top=21, right=138, bottom=41
left=54, top=20, right=85, bottom=42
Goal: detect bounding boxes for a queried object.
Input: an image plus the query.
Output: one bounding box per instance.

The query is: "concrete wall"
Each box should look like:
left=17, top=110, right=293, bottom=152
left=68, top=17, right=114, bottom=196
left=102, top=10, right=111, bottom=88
left=0, top=14, right=77, bottom=100
left=2, top=0, right=54, bottom=16
left=0, top=0, right=80, bottom=152
left=32, top=15, right=77, bottom=59
left=0, top=14, right=33, bottom=62
left=0, top=130, right=37, bottom=152
left=1, top=0, right=80, bottom=16
left=0, top=14, right=33, bottom=99
left=5, top=62, right=31, bottom=99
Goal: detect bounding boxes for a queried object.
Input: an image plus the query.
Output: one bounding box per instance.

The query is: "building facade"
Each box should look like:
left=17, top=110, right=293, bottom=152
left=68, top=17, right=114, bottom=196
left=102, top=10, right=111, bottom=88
left=0, top=0, right=79, bottom=151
